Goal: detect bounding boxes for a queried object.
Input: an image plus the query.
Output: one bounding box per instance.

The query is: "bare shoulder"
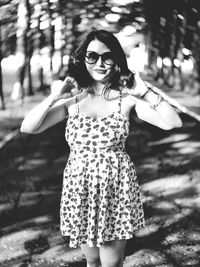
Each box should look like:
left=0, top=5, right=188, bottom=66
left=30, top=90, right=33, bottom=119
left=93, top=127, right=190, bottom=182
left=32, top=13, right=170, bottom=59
left=121, top=91, right=138, bottom=108
left=108, top=89, right=137, bottom=103
left=107, top=89, right=137, bottom=118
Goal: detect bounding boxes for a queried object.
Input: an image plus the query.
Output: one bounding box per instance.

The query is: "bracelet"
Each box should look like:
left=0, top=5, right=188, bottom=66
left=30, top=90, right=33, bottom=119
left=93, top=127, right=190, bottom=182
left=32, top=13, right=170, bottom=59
left=48, top=103, right=54, bottom=108
left=141, top=87, right=162, bottom=109
left=151, top=94, right=162, bottom=109
left=141, top=88, right=151, bottom=99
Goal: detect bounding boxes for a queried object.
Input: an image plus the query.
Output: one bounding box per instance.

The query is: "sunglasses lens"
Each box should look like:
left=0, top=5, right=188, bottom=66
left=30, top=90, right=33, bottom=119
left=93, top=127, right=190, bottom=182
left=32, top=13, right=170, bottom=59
left=102, top=52, right=113, bottom=65
left=85, top=52, right=99, bottom=64
left=85, top=51, right=114, bottom=65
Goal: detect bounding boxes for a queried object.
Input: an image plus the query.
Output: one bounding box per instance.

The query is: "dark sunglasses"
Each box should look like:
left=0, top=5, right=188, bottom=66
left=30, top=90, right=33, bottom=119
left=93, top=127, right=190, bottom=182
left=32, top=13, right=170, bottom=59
left=85, top=51, right=114, bottom=65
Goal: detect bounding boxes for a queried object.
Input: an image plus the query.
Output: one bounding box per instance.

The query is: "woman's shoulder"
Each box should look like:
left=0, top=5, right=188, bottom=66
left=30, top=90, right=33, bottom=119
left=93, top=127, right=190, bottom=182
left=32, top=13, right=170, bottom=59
left=107, top=88, right=137, bottom=105
left=122, top=92, right=137, bottom=109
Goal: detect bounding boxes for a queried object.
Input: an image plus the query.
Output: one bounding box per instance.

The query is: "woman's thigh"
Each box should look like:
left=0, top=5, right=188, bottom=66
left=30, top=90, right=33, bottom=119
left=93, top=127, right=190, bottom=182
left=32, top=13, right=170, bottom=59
left=99, top=239, right=127, bottom=267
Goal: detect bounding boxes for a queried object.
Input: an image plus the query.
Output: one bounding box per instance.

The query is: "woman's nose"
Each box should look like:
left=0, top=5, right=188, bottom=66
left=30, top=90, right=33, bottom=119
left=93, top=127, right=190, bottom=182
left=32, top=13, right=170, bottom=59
left=95, top=56, right=104, bottom=67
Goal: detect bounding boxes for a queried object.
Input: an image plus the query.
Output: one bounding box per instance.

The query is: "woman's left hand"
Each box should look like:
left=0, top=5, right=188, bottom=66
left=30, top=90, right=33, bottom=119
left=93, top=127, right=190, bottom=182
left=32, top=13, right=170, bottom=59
left=122, top=72, right=148, bottom=98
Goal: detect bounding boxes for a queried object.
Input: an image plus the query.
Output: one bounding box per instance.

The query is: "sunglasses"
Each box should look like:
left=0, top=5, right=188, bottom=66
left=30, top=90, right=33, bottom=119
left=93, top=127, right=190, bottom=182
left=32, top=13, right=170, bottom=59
left=85, top=51, right=114, bottom=65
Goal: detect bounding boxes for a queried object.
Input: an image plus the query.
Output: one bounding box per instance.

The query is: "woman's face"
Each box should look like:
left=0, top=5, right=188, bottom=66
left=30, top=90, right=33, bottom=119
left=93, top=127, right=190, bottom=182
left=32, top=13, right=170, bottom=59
left=85, top=39, right=114, bottom=83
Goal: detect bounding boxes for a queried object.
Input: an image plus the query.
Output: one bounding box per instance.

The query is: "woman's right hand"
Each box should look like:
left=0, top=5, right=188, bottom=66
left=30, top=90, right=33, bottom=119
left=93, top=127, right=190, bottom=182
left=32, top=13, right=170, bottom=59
left=50, top=76, right=80, bottom=101
left=21, top=76, right=81, bottom=134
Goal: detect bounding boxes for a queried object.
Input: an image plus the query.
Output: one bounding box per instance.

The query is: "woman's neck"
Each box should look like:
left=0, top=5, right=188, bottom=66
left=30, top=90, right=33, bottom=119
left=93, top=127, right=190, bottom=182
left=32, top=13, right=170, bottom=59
left=90, top=82, right=105, bottom=96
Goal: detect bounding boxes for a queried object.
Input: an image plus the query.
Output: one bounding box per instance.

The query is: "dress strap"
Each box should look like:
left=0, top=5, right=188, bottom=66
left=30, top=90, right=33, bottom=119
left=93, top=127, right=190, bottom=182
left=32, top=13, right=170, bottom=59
left=75, top=95, right=79, bottom=114
left=118, top=90, right=122, bottom=114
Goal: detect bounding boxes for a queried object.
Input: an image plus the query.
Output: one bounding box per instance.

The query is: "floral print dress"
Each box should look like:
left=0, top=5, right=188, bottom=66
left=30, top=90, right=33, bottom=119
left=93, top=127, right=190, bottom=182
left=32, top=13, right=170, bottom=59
left=60, top=91, right=145, bottom=248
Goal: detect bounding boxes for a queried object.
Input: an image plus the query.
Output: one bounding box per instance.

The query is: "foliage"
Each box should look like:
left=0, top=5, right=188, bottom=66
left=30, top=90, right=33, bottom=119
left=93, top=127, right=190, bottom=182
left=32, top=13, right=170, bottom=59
left=0, top=0, right=18, bottom=56
left=1, top=0, right=200, bottom=103
left=143, top=0, right=200, bottom=89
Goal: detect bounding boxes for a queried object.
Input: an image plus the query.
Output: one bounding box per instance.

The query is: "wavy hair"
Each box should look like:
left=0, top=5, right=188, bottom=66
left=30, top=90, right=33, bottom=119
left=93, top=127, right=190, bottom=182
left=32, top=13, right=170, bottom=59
left=67, top=30, right=135, bottom=94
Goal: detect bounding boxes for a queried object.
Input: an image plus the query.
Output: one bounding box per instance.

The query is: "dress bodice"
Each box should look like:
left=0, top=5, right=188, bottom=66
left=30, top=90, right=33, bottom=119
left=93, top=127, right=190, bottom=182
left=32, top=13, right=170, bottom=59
left=65, top=112, right=129, bottom=151
left=65, top=92, right=129, bottom=152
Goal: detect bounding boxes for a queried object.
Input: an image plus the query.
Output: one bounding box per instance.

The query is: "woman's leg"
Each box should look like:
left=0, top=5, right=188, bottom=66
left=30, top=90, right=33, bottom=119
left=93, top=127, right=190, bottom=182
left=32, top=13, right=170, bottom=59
left=81, top=244, right=100, bottom=267
left=99, top=240, right=127, bottom=267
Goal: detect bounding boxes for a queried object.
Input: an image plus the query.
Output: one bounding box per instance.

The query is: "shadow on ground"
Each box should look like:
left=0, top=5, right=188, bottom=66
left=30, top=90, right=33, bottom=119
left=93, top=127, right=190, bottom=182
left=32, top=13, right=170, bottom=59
left=0, top=113, right=200, bottom=267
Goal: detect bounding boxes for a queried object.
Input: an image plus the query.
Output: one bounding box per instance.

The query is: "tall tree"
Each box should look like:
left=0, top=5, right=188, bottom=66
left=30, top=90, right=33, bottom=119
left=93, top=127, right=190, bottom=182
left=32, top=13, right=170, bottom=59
left=25, top=0, right=33, bottom=95
left=11, top=0, right=33, bottom=101
left=0, top=0, right=18, bottom=109
left=0, top=22, right=5, bottom=109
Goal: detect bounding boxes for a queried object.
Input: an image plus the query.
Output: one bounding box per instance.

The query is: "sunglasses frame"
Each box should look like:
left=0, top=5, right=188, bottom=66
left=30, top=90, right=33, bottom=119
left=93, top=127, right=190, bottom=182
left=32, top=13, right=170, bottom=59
left=85, top=51, right=114, bottom=65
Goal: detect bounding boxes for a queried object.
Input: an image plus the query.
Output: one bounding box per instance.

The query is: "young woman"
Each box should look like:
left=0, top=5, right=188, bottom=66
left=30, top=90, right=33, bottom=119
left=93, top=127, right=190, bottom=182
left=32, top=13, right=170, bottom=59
left=21, top=30, right=182, bottom=267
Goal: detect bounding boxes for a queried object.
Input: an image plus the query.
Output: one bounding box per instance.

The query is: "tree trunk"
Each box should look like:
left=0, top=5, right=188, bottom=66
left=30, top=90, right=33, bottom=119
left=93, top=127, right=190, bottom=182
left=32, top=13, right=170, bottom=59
left=0, top=22, right=5, bottom=110
left=12, top=0, right=33, bottom=100
left=47, top=0, right=55, bottom=81
left=11, top=0, right=27, bottom=101
left=25, top=0, right=33, bottom=95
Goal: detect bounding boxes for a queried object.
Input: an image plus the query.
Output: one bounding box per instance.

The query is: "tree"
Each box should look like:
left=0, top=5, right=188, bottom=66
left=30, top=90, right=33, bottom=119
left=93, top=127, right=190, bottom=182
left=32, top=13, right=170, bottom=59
left=12, top=0, right=33, bottom=102
left=0, top=22, right=5, bottom=109
left=0, top=0, right=18, bottom=109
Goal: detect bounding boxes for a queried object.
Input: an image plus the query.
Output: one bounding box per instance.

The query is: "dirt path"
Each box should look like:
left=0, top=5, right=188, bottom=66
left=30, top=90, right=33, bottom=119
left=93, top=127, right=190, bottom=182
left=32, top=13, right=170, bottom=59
left=0, top=111, right=200, bottom=267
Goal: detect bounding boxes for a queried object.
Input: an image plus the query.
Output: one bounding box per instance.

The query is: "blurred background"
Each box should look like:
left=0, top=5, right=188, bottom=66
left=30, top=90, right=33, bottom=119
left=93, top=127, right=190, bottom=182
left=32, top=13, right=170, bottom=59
left=1, top=0, right=200, bottom=111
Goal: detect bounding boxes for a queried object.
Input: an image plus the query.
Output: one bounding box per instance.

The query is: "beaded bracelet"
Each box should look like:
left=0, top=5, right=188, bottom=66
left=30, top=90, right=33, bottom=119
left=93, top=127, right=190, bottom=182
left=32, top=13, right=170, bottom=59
left=152, top=94, right=162, bottom=109
left=141, top=87, right=162, bottom=109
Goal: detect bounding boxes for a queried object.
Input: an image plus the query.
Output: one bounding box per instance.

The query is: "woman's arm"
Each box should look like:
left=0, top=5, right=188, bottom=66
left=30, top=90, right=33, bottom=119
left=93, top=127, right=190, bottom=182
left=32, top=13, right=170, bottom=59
left=20, top=77, right=81, bottom=134
left=135, top=98, right=182, bottom=130
left=124, top=73, right=183, bottom=130
left=20, top=95, right=69, bottom=134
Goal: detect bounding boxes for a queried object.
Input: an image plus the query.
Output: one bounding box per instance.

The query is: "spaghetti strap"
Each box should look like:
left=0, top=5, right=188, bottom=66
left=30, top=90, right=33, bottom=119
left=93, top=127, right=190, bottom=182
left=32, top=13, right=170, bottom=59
left=75, top=95, right=79, bottom=115
left=118, top=90, right=122, bottom=114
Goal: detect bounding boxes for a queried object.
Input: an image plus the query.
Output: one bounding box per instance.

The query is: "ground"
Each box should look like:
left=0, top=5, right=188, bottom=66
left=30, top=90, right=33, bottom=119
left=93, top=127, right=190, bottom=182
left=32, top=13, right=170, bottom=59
left=0, top=81, right=200, bottom=267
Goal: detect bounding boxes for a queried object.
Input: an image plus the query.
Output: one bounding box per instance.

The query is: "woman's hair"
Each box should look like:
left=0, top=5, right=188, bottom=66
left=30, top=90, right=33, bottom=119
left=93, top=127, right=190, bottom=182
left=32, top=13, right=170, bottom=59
left=67, top=30, right=135, bottom=93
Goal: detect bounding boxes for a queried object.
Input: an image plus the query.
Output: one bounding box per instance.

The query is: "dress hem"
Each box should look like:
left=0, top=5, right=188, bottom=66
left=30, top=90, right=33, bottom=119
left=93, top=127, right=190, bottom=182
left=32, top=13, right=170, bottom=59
left=60, top=225, right=145, bottom=248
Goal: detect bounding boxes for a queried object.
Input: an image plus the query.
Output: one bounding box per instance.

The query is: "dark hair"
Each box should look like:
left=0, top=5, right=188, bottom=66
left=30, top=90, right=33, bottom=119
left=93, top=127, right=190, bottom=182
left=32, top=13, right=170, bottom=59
left=67, top=30, right=135, bottom=93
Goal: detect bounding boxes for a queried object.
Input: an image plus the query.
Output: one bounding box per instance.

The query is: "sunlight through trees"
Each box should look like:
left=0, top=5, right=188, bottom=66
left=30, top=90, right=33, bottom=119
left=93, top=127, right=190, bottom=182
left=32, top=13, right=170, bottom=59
left=0, top=0, right=200, bottom=109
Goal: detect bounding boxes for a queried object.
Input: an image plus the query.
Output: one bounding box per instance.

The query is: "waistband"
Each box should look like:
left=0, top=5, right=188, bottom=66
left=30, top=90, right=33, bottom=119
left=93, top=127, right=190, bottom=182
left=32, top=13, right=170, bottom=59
left=70, top=144, right=126, bottom=153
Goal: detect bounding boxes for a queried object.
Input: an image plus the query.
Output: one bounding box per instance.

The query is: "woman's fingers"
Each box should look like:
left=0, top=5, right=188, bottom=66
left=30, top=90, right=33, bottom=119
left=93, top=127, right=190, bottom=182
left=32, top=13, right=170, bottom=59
left=63, top=76, right=74, bottom=84
left=53, top=77, right=87, bottom=100
left=59, top=88, right=82, bottom=100
left=122, top=88, right=136, bottom=96
left=71, top=88, right=79, bottom=95
left=122, top=72, right=148, bottom=97
left=57, top=92, right=72, bottom=100
left=63, top=77, right=78, bottom=91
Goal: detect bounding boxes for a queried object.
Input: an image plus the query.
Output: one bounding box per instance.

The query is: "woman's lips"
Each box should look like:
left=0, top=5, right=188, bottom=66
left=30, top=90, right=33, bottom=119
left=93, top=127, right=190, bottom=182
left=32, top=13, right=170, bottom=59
left=95, top=69, right=107, bottom=74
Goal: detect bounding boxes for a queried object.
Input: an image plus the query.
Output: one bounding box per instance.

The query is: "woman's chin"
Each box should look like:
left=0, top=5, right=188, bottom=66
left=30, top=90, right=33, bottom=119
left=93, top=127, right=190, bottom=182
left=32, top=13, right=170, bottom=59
left=92, top=73, right=110, bottom=83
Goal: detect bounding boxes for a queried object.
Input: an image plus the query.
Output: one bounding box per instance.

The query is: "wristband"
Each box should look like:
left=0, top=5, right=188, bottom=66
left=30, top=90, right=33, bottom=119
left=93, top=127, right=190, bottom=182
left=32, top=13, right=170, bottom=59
left=48, top=102, right=55, bottom=108
left=141, top=88, right=151, bottom=99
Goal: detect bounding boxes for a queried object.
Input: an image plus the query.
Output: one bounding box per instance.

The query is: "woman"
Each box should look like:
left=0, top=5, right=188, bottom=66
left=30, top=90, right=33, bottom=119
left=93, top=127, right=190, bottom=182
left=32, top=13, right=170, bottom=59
left=21, top=30, right=182, bottom=267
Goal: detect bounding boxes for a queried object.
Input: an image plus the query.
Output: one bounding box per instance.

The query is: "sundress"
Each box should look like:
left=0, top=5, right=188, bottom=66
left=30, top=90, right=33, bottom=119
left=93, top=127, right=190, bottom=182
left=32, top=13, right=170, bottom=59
left=60, top=91, right=145, bottom=248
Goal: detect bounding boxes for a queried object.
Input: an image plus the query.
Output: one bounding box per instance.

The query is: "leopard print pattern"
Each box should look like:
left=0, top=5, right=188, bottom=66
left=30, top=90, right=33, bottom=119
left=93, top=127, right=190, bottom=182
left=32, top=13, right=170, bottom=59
left=60, top=93, right=145, bottom=248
